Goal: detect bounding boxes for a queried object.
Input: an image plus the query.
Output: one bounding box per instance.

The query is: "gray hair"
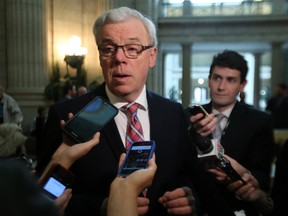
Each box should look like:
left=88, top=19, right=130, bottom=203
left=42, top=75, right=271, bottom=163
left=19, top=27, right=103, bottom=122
left=93, top=7, right=157, bottom=46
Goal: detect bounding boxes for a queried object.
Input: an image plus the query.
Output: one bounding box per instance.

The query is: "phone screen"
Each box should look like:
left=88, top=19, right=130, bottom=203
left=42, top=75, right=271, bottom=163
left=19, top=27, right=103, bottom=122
left=62, top=96, right=119, bottom=143
left=41, top=164, right=74, bottom=200
left=43, top=177, right=66, bottom=199
left=119, top=140, right=156, bottom=177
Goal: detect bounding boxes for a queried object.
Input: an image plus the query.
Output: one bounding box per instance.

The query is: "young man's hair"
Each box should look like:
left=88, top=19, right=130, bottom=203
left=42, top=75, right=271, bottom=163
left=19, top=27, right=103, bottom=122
left=209, top=50, right=248, bottom=83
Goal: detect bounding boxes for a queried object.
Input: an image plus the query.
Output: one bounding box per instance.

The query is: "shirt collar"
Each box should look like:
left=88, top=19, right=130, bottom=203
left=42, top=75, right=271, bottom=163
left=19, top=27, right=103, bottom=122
left=105, top=85, right=148, bottom=111
left=212, top=104, right=234, bottom=118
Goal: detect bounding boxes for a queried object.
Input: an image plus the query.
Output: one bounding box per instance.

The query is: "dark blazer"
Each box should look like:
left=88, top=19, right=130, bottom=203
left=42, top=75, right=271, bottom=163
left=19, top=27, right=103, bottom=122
left=0, top=160, right=60, bottom=216
left=270, top=140, right=288, bottom=216
left=274, top=95, right=288, bottom=128
left=37, top=83, right=235, bottom=216
left=200, top=101, right=275, bottom=215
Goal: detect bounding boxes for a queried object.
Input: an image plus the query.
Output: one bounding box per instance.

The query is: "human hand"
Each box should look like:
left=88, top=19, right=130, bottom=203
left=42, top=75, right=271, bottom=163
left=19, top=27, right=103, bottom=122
left=54, top=188, right=72, bottom=215
left=158, top=186, right=195, bottom=215
left=227, top=172, right=263, bottom=202
left=38, top=114, right=100, bottom=185
left=51, top=131, right=100, bottom=169
left=50, top=113, right=101, bottom=169
left=208, top=155, right=262, bottom=202
left=108, top=153, right=157, bottom=216
left=190, top=113, right=217, bottom=137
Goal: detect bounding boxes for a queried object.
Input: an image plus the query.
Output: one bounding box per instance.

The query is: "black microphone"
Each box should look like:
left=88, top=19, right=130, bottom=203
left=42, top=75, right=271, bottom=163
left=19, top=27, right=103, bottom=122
left=189, top=125, right=246, bottom=184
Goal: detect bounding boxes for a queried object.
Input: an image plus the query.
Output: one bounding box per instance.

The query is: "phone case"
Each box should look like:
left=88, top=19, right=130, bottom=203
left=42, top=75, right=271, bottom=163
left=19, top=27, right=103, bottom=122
left=40, top=163, right=74, bottom=200
left=119, top=140, right=156, bottom=177
left=188, top=104, right=209, bottom=117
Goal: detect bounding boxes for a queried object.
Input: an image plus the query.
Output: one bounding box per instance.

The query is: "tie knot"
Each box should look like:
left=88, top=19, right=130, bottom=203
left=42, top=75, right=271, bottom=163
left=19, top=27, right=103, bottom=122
left=216, top=113, right=226, bottom=121
left=124, top=103, right=141, bottom=116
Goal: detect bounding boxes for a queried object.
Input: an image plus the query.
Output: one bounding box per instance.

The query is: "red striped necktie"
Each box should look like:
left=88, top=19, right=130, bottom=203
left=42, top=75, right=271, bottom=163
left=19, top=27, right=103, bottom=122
left=124, top=102, right=144, bottom=150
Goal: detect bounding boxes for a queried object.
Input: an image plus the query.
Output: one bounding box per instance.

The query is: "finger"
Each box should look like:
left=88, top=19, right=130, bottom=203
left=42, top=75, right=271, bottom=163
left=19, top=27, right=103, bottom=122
left=137, top=197, right=149, bottom=215
left=86, top=132, right=100, bottom=147
left=92, top=131, right=101, bottom=139
left=68, top=112, right=74, bottom=119
left=54, top=188, right=72, bottom=213
left=167, top=206, right=192, bottom=215
left=137, top=197, right=150, bottom=206
left=118, top=153, right=126, bottom=170
left=60, top=120, right=66, bottom=126
left=162, top=188, right=186, bottom=200
left=164, top=197, right=190, bottom=208
left=137, top=206, right=149, bottom=216
left=182, top=186, right=192, bottom=196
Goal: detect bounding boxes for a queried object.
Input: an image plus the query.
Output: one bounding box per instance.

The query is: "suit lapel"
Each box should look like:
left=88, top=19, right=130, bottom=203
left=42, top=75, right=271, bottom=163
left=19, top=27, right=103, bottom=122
left=221, top=102, right=246, bottom=146
left=93, top=83, right=125, bottom=158
left=146, top=91, right=162, bottom=141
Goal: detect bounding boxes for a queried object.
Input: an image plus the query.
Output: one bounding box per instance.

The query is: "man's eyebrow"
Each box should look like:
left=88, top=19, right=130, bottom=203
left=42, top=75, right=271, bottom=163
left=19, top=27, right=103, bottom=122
left=100, top=37, right=142, bottom=45
left=100, top=38, right=114, bottom=44
left=126, top=37, right=141, bottom=42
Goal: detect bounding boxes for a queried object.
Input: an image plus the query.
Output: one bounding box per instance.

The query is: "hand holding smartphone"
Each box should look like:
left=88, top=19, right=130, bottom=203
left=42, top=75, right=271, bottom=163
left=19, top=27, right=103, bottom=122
left=119, top=140, right=156, bottom=177
left=40, top=163, right=74, bottom=200
left=187, top=104, right=209, bottom=120
left=62, top=96, right=118, bottom=143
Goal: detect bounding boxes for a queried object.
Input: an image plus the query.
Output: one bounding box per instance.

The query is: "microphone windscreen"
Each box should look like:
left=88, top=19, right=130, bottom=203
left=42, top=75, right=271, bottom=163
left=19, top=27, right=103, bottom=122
left=196, top=137, right=213, bottom=154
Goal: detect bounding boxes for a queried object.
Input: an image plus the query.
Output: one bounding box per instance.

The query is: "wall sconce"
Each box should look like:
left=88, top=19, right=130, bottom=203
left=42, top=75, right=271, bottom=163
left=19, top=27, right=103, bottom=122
left=64, top=35, right=88, bottom=86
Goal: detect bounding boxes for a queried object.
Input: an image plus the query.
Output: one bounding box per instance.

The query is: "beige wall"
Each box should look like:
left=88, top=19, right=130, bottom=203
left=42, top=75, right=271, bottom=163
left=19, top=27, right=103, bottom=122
left=46, top=0, right=106, bottom=85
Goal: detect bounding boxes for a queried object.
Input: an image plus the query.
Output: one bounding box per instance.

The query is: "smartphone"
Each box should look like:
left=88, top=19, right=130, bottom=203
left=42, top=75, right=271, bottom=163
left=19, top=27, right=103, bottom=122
left=62, top=96, right=119, bottom=143
left=188, top=104, right=209, bottom=120
left=119, top=140, right=156, bottom=177
left=40, top=163, right=74, bottom=200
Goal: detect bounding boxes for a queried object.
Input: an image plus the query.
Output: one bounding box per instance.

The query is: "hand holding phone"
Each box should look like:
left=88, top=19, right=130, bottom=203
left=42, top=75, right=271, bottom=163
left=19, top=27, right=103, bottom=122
left=62, top=96, right=118, bottom=143
left=187, top=104, right=209, bottom=121
left=119, top=140, right=156, bottom=177
left=40, top=163, right=74, bottom=200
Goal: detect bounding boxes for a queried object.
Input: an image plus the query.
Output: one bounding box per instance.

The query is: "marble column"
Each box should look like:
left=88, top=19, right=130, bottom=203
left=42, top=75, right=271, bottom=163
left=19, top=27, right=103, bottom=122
left=6, top=0, right=47, bottom=95
left=183, top=0, right=192, bottom=16
left=5, top=0, right=47, bottom=131
left=181, top=43, right=192, bottom=107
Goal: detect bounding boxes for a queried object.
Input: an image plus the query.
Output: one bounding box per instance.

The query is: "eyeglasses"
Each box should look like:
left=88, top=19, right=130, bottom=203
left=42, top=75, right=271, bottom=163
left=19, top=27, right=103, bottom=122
left=98, top=44, right=153, bottom=59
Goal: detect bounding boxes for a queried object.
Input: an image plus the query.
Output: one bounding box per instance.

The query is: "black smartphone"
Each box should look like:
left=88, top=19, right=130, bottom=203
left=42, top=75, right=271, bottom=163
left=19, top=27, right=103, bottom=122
left=119, top=140, right=156, bottom=177
left=188, top=104, right=209, bottom=120
left=62, top=96, right=119, bottom=143
left=40, top=163, right=74, bottom=200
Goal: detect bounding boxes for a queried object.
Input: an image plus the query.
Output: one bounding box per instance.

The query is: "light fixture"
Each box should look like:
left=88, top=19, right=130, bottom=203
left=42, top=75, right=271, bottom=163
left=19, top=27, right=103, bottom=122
left=64, top=35, right=88, bottom=86
left=197, top=78, right=204, bottom=85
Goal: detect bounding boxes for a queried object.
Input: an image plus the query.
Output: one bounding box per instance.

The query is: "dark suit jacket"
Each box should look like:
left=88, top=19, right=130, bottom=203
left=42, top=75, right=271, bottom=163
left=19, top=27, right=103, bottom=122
left=0, top=160, right=60, bottom=216
left=37, top=83, right=235, bottom=216
left=270, top=140, right=288, bottom=216
left=199, top=101, right=275, bottom=215
left=274, top=95, right=288, bottom=128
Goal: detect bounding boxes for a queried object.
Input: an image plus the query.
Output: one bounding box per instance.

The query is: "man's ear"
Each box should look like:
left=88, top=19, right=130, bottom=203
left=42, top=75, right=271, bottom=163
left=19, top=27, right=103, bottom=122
left=149, top=47, right=157, bottom=68
left=240, top=80, right=247, bottom=92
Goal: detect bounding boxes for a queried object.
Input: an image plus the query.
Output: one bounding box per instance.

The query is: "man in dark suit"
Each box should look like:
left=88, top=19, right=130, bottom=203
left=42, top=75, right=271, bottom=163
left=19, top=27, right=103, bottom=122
left=274, top=95, right=288, bottom=128
left=37, top=7, right=236, bottom=216
left=269, top=140, right=288, bottom=215
left=188, top=50, right=275, bottom=215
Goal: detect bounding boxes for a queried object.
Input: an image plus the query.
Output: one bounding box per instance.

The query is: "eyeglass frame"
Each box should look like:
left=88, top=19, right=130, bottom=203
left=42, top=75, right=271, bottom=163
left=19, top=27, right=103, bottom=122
left=98, top=44, right=153, bottom=59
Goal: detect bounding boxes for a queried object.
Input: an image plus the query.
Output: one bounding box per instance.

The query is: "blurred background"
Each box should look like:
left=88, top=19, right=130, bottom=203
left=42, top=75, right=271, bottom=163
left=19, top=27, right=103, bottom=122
left=0, top=0, right=288, bottom=133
